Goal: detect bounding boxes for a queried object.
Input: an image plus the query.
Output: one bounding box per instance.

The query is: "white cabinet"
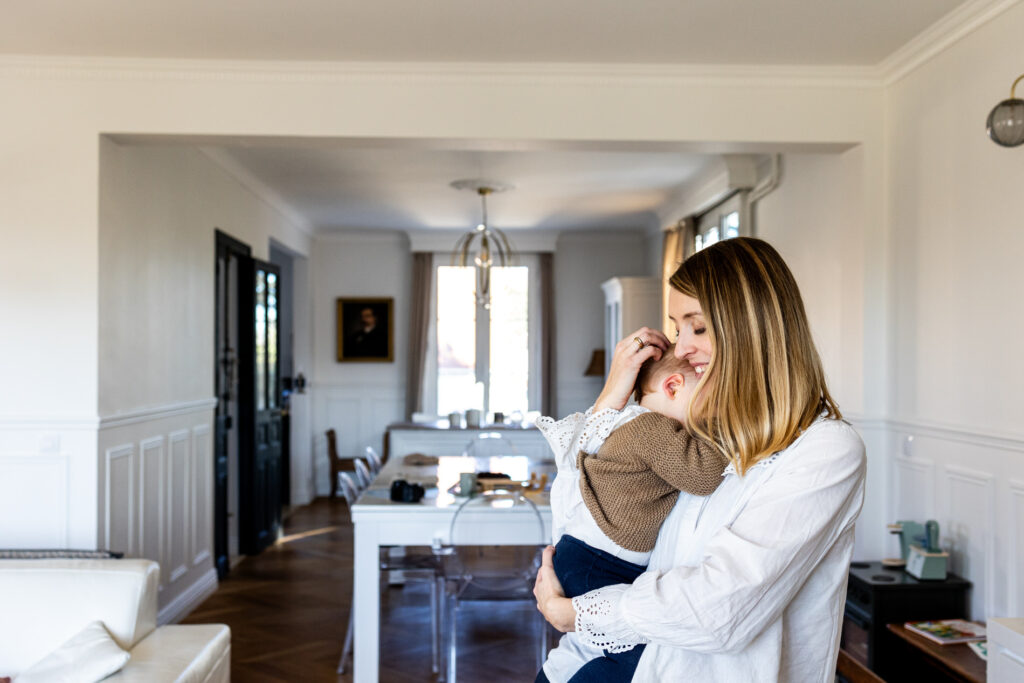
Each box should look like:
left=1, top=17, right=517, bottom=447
left=601, top=277, right=662, bottom=376
left=988, top=618, right=1024, bottom=682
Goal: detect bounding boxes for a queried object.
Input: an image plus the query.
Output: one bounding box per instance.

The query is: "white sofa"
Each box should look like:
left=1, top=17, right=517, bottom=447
left=0, top=559, right=230, bottom=682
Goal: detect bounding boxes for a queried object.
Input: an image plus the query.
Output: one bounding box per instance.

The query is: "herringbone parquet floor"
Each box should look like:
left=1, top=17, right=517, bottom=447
left=181, top=497, right=550, bottom=682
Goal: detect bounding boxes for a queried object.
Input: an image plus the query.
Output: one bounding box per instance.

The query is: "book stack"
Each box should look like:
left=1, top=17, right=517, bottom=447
left=904, top=619, right=986, bottom=645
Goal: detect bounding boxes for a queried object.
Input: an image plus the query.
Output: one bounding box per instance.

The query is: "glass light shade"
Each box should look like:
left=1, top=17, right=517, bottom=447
left=987, top=98, right=1024, bottom=147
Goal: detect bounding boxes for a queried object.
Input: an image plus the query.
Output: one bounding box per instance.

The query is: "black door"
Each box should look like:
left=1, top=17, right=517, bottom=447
left=238, top=257, right=284, bottom=555
left=214, top=231, right=251, bottom=579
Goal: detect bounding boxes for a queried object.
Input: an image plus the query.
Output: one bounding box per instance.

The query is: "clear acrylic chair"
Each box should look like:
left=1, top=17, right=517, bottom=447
left=462, top=431, right=518, bottom=459
left=438, top=489, right=548, bottom=682
left=363, top=445, right=383, bottom=474
left=352, top=457, right=374, bottom=489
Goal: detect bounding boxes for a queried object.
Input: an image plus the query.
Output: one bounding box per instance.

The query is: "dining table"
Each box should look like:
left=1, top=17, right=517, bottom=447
left=349, top=440, right=555, bottom=682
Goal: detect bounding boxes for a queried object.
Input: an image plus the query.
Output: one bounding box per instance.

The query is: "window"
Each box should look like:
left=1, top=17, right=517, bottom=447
left=431, top=258, right=539, bottom=418
left=695, top=193, right=745, bottom=252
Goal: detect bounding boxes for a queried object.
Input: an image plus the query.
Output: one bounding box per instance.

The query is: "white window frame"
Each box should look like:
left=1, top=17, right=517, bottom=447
left=695, top=191, right=749, bottom=252
left=422, top=253, right=542, bottom=417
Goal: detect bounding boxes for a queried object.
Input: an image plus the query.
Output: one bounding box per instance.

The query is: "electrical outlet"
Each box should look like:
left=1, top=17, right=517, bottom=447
left=901, top=435, right=914, bottom=458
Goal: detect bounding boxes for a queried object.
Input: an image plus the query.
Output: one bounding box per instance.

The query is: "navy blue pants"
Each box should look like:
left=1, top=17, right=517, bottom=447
left=535, top=535, right=647, bottom=683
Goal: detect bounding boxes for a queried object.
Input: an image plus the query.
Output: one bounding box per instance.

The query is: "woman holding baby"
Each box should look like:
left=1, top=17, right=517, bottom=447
left=534, top=237, right=866, bottom=681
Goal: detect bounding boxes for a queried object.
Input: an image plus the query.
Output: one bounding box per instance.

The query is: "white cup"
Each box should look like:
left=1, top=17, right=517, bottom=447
left=465, top=409, right=481, bottom=428
left=448, top=411, right=462, bottom=429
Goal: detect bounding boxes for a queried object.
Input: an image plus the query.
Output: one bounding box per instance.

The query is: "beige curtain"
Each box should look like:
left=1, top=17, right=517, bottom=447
left=540, top=253, right=556, bottom=417
left=405, top=252, right=433, bottom=420
left=661, top=218, right=693, bottom=336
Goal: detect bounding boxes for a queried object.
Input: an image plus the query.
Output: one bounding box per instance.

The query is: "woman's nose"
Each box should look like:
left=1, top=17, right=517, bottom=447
left=674, top=338, right=691, bottom=359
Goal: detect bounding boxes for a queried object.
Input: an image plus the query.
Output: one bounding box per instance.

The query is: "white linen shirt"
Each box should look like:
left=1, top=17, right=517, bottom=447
left=559, top=415, right=866, bottom=682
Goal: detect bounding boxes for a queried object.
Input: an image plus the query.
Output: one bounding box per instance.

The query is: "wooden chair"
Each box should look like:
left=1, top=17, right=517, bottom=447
left=327, top=429, right=378, bottom=497
left=327, top=429, right=342, bottom=498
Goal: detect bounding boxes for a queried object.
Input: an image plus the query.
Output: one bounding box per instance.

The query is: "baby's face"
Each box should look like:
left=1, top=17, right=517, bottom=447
left=639, top=362, right=699, bottom=424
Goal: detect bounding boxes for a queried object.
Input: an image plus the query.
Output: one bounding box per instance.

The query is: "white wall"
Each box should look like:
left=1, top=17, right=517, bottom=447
left=1, top=52, right=884, bottom=620
left=882, top=2, right=1024, bottom=620
left=92, top=139, right=313, bottom=618
left=554, top=230, right=650, bottom=416
left=310, top=231, right=411, bottom=495
left=755, top=151, right=884, bottom=562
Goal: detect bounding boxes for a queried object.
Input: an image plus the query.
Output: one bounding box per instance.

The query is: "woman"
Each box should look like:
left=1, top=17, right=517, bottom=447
left=534, top=237, right=866, bottom=681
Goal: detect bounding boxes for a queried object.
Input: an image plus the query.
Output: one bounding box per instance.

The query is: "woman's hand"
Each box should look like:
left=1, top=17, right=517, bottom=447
left=534, top=545, right=576, bottom=632
left=594, top=327, right=671, bottom=412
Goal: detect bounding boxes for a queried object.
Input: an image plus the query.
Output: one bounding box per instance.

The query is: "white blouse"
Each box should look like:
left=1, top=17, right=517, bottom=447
left=536, top=405, right=656, bottom=566
left=557, top=415, right=866, bottom=682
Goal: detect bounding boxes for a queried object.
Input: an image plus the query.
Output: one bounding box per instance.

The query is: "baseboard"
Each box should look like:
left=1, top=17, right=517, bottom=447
left=158, top=567, right=219, bottom=625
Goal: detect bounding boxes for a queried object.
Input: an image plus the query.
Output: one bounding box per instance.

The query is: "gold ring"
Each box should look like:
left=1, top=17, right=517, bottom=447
left=633, top=336, right=645, bottom=351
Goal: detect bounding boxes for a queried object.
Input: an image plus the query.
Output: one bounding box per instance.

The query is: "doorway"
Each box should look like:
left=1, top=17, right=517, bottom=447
left=214, top=230, right=249, bottom=578
left=214, top=230, right=286, bottom=576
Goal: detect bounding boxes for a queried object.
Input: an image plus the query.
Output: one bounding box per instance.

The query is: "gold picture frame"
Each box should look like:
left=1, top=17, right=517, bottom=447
left=336, top=297, right=394, bottom=362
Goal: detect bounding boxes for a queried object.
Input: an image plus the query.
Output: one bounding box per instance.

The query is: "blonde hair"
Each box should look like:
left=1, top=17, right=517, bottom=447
left=669, top=237, right=841, bottom=474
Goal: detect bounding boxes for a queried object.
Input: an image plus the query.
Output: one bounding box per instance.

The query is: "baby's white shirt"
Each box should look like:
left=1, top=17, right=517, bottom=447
left=536, top=405, right=653, bottom=567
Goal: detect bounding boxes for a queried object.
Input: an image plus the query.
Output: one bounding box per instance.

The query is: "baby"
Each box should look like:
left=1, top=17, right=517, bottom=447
left=535, top=351, right=728, bottom=683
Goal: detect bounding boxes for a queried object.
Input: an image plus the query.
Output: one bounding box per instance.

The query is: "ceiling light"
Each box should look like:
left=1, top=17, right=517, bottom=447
left=450, top=180, right=516, bottom=309
left=987, top=73, right=1024, bottom=148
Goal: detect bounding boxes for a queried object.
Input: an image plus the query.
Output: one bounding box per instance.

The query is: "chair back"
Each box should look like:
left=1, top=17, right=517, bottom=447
left=338, top=471, right=360, bottom=506
left=445, top=489, right=544, bottom=597
left=462, top=432, right=518, bottom=459
left=364, top=446, right=383, bottom=473
left=353, top=458, right=373, bottom=488
left=326, top=429, right=338, bottom=462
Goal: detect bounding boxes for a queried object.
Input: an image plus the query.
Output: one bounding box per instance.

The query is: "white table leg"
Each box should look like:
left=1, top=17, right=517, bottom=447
left=353, top=520, right=380, bottom=683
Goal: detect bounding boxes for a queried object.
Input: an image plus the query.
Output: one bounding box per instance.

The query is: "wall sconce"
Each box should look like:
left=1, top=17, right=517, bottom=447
left=986, top=73, right=1024, bottom=147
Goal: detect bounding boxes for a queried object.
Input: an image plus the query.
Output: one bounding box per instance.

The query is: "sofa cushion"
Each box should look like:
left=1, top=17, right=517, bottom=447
left=0, top=560, right=158, bottom=675
left=15, top=621, right=130, bottom=683
left=105, top=625, right=231, bottom=683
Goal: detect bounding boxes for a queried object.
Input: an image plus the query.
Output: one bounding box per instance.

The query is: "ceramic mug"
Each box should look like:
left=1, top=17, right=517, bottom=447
left=465, top=409, right=482, bottom=428
left=447, top=411, right=462, bottom=429
left=459, top=472, right=478, bottom=497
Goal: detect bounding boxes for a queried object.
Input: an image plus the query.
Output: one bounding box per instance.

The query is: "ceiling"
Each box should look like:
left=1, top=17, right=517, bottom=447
left=28, top=0, right=968, bottom=235
left=5, top=0, right=965, bottom=65
left=199, top=140, right=722, bottom=234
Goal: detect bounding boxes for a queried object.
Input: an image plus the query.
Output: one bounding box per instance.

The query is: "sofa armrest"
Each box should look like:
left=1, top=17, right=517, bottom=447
left=106, top=624, right=230, bottom=683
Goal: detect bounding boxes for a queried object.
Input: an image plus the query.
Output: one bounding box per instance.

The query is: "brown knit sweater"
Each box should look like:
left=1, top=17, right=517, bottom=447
left=577, top=411, right=727, bottom=553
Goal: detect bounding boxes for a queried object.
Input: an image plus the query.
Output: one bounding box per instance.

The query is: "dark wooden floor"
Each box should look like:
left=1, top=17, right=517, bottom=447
left=181, top=497, right=549, bottom=682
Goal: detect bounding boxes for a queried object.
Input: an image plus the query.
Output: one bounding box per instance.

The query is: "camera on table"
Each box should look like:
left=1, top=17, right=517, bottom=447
left=389, top=479, right=425, bottom=503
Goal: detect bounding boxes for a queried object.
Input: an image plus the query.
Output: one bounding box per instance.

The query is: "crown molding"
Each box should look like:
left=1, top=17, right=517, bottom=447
left=198, top=147, right=315, bottom=237
left=0, top=54, right=881, bottom=89
left=314, top=229, right=410, bottom=246
left=3, top=2, right=1017, bottom=95
left=407, top=228, right=560, bottom=252
left=878, top=0, right=1023, bottom=86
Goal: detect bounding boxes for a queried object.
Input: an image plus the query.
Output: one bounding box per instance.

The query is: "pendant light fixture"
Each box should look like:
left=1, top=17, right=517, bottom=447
left=450, top=179, right=516, bottom=309
left=986, top=73, right=1024, bottom=148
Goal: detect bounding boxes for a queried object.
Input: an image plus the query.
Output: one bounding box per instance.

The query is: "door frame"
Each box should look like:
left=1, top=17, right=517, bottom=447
left=214, top=229, right=251, bottom=578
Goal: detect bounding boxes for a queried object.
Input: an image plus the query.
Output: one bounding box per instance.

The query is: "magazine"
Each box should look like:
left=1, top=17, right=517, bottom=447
left=904, top=619, right=987, bottom=645
left=967, top=641, right=988, bottom=661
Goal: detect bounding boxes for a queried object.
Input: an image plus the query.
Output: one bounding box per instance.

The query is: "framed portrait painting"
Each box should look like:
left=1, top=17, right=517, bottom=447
left=336, top=297, right=394, bottom=362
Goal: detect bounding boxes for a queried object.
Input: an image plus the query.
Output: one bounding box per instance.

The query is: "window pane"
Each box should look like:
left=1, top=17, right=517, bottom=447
left=704, top=226, right=720, bottom=247
left=437, top=266, right=477, bottom=415
left=255, top=270, right=266, bottom=411
left=724, top=211, right=740, bottom=239
left=267, top=272, right=278, bottom=409
left=488, top=267, right=529, bottom=415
